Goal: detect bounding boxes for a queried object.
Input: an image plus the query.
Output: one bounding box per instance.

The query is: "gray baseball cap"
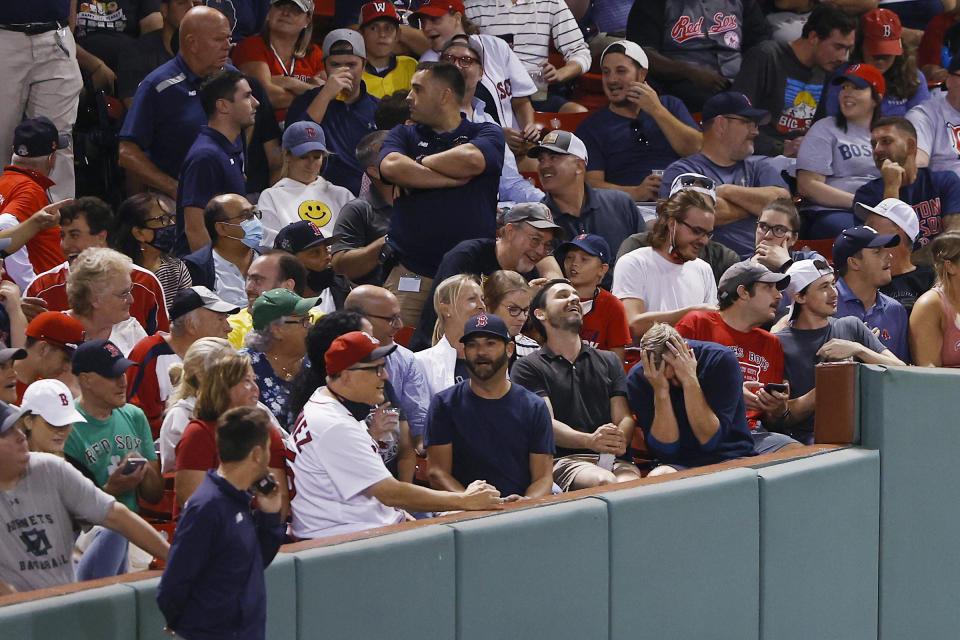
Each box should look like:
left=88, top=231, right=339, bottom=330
left=501, top=202, right=563, bottom=234
left=0, top=401, right=26, bottom=435
left=323, top=29, right=366, bottom=59
left=718, top=260, right=790, bottom=302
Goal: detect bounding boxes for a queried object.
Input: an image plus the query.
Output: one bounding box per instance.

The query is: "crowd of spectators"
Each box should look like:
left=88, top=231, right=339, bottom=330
left=5, top=0, right=960, bottom=636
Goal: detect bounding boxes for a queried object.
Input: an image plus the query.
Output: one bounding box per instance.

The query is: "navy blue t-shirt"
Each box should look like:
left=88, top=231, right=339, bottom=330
left=285, top=85, right=379, bottom=195
left=853, top=167, right=960, bottom=250
left=626, top=339, right=754, bottom=468
left=576, top=99, right=698, bottom=185
left=1, top=1, right=69, bottom=22
left=175, top=126, right=247, bottom=254
left=204, top=0, right=269, bottom=41
left=378, top=117, right=505, bottom=278
left=119, top=55, right=237, bottom=180
left=425, top=380, right=555, bottom=497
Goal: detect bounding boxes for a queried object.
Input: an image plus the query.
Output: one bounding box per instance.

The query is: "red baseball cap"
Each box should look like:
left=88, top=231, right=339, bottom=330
left=832, top=63, right=886, bottom=97
left=412, top=0, right=465, bottom=20
left=361, top=1, right=399, bottom=26
left=25, top=311, right=85, bottom=351
left=861, top=9, right=902, bottom=57
left=325, top=331, right=397, bottom=376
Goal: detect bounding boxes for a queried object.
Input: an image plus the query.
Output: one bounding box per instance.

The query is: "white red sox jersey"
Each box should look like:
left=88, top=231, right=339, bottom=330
left=284, top=390, right=404, bottom=540
left=907, top=91, right=960, bottom=179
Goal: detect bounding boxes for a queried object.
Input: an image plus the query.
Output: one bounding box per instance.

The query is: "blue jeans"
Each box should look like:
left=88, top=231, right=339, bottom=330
left=77, top=527, right=128, bottom=581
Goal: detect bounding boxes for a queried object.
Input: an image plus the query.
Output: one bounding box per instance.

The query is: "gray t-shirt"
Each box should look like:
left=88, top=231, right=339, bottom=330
left=0, top=453, right=115, bottom=592
left=775, top=315, right=886, bottom=434
left=796, top=116, right=879, bottom=211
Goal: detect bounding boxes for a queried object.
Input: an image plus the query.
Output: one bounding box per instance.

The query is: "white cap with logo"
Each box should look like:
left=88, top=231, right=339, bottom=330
left=21, top=379, right=86, bottom=427
left=854, top=198, right=919, bottom=243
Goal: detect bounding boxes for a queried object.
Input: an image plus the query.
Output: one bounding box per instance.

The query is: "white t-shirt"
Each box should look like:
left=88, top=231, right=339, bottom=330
left=109, top=316, right=148, bottom=356
left=0, top=213, right=36, bottom=288
left=0, top=453, right=115, bottom=591
left=796, top=116, right=879, bottom=210
left=258, top=177, right=354, bottom=246
left=422, top=33, right=536, bottom=129
left=612, top=246, right=718, bottom=311
left=414, top=335, right=458, bottom=398
left=286, top=389, right=404, bottom=540
left=159, top=396, right=194, bottom=474
left=907, top=91, right=960, bottom=178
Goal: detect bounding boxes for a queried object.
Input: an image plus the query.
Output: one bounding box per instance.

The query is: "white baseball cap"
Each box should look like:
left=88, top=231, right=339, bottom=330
left=784, top=258, right=835, bottom=301
left=854, top=198, right=919, bottom=243
left=21, top=379, right=86, bottom=427
left=601, top=40, right=648, bottom=69
left=669, top=173, right=718, bottom=204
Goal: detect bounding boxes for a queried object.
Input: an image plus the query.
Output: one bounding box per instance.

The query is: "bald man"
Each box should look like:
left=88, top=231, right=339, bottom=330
left=118, top=6, right=235, bottom=200
left=345, top=285, right=431, bottom=452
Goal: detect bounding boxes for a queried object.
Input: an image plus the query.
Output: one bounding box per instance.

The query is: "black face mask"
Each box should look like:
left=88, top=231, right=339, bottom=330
left=146, top=226, right=176, bottom=254
left=307, top=268, right=335, bottom=292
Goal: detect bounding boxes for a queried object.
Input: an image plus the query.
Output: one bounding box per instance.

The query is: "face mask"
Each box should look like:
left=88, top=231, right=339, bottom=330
left=307, top=268, right=335, bottom=293
left=147, top=226, right=176, bottom=253
left=238, top=216, right=264, bottom=249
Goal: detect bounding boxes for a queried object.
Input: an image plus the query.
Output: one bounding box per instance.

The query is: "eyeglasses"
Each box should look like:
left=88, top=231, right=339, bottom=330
left=347, top=364, right=387, bottom=375
left=677, top=218, right=714, bottom=240
left=519, top=227, right=554, bottom=255
left=142, top=212, right=176, bottom=227
left=503, top=304, right=529, bottom=318
left=363, top=311, right=403, bottom=327
left=757, top=221, right=792, bottom=238
left=283, top=316, right=312, bottom=327
left=440, top=53, right=480, bottom=68
left=222, top=207, right=262, bottom=224
left=722, top=114, right=759, bottom=130
left=112, top=287, right=134, bottom=300
left=675, top=174, right=716, bottom=191
left=629, top=120, right=649, bottom=146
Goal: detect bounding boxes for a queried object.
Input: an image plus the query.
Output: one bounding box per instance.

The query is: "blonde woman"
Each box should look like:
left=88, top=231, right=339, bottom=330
left=415, top=274, right=486, bottom=396
left=158, top=337, right=235, bottom=473
left=910, top=231, right=960, bottom=367
left=173, top=352, right=289, bottom=517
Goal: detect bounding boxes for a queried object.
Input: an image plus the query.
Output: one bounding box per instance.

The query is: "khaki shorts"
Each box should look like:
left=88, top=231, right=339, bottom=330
left=383, top=264, right=433, bottom=329
left=553, top=454, right=639, bottom=491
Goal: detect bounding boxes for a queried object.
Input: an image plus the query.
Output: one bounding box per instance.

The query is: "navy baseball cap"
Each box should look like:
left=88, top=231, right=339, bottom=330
left=283, top=121, right=330, bottom=156
left=274, top=221, right=340, bottom=254
left=460, top=313, right=511, bottom=343
left=702, top=92, right=771, bottom=126
left=833, top=225, right=900, bottom=268
left=13, top=117, right=69, bottom=158
left=71, top=339, right=136, bottom=378
left=559, top=233, right=610, bottom=264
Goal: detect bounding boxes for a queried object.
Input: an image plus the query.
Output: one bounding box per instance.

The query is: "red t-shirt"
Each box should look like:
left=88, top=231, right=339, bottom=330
left=675, top=310, right=784, bottom=430
left=231, top=35, right=325, bottom=123
left=918, top=12, right=958, bottom=70
left=0, top=166, right=66, bottom=275
left=126, top=333, right=177, bottom=439
left=579, top=287, right=631, bottom=353
left=26, top=262, right=170, bottom=334
left=174, top=417, right=287, bottom=516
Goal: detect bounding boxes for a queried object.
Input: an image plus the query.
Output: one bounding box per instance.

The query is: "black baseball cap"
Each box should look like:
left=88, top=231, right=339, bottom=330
left=274, top=221, right=340, bottom=254
left=72, top=339, right=136, bottom=378
left=460, top=313, right=511, bottom=343
left=702, top=92, right=771, bottom=126
left=832, top=225, right=900, bottom=268
left=13, top=117, right=69, bottom=158
left=558, top=233, right=610, bottom=264
left=170, top=286, right=240, bottom=321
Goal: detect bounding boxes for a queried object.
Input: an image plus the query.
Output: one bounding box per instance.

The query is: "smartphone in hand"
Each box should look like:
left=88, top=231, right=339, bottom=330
left=121, top=457, right=147, bottom=475
left=253, top=473, right=277, bottom=495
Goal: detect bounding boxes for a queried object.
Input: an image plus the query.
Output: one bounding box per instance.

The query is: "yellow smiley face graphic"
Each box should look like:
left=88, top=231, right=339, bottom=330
left=298, top=200, right=333, bottom=227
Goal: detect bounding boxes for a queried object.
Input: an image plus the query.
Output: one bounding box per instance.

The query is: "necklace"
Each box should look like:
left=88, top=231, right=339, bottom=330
left=268, top=353, right=301, bottom=380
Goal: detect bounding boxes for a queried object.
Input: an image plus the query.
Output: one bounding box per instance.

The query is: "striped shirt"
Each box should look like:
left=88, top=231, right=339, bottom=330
left=155, top=255, right=193, bottom=310
left=465, top=0, right=592, bottom=77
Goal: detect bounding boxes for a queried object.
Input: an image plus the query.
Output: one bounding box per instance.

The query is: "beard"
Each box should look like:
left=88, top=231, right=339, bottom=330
left=547, top=312, right=582, bottom=333
left=465, top=351, right=511, bottom=381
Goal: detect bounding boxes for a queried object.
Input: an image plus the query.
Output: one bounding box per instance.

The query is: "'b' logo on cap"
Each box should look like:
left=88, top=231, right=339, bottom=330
left=475, top=315, right=488, bottom=327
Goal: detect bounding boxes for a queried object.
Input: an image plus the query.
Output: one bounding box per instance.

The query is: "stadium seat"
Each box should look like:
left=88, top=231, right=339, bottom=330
left=394, top=326, right=414, bottom=347
left=138, top=473, right=175, bottom=520
left=793, top=238, right=834, bottom=264
left=532, top=110, right=591, bottom=134
left=519, top=170, right=541, bottom=189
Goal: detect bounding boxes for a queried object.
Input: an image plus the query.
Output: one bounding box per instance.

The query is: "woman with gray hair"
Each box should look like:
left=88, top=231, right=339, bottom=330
left=66, top=247, right=146, bottom=355
left=239, top=288, right=316, bottom=428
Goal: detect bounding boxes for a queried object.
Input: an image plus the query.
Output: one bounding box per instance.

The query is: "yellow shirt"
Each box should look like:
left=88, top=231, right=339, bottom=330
left=363, top=55, right=418, bottom=98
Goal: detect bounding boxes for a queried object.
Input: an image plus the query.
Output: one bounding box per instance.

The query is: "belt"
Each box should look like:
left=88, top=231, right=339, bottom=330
left=0, top=22, right=64, bottom=35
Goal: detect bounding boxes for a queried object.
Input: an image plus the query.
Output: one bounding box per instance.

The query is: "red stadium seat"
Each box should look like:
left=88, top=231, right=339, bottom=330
left=532, top=110, right=591, bottom=135
left=394, top=326, right=414, bottom=347
left=520, top=171, right=542, bottom=189
left=793, top=238, right=835, bottom=265
left=138, top=473, right=176, bottom=520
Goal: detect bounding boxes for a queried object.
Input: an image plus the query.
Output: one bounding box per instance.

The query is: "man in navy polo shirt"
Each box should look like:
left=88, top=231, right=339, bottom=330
left=285, top=29, right=379, bottom=196
left=119, top=6, right=233, bottom=199
left=378, top=61, right=505, bottom=328
left=576, top=40, right=701, bottom=202
left=177, top=69, right=258, bottom=254
left=531, top=130, right=645, bottom=288
left=854, top=116, right=960, bottom=250
left=833, top=225, right=909, bottom=362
